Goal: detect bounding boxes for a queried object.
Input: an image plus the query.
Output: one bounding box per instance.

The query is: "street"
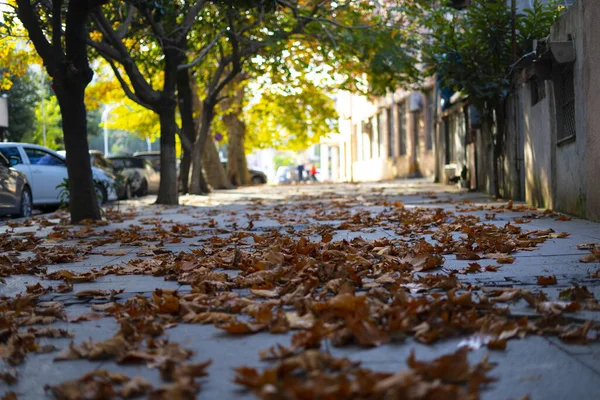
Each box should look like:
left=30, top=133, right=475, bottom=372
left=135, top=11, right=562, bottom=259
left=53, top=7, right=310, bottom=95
left=1, top=179, right=599, bottom=399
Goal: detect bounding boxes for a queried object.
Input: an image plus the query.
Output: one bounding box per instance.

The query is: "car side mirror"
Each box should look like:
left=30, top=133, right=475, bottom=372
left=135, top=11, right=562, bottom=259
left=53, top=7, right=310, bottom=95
left=9, top=157, right=19, bottom=166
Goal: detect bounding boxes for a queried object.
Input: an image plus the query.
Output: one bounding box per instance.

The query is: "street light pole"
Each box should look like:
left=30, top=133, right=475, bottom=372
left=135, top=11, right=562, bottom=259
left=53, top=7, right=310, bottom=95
left=40, top=71, right=46, bottom=147
left=102, top=104, right=117, bottom=156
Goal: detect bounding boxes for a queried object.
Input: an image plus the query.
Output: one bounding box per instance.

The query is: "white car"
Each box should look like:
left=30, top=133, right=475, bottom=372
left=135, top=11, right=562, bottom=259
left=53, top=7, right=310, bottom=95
left=0, top=143, right=117, bottom=208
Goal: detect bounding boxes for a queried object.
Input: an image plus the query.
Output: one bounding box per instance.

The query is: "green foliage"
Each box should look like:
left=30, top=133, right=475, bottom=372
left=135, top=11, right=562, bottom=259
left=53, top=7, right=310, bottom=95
left=273, top=153, right=296, bottom=170
left=0, top=71, right=39, bottom=142
left=245, top=80, right=337, bottom=152
left=20, top=78, right=102, bottom=150
left=418, top=0, right=562, bottom=109
left=26, top=91, right=63, bottom=150
left=56, top=177, right=106, bottom=210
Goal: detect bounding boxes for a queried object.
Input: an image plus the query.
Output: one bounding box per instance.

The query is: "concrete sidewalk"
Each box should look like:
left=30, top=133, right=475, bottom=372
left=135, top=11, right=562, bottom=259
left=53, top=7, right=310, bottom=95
left=1, top=179, right=599, bottom=399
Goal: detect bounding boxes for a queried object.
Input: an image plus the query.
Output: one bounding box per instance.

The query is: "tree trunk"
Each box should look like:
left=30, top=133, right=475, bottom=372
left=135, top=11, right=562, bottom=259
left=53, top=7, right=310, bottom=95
left=54, top=81, right=101, bottom=223
left=156, top=49, right=180, bottom=205
left=223, top=112, right=249, bottom=187
left=176, top=69, right=196, bottom=194
left=493, top=103, right=506, bottom=199
left=187, top=80, right=230, bottom=190
left=221, top=76, right=250, bottom=186
left=179, top=148, right=192, bottom=194
left=190, top=102, right=213, bottom=194
left=156, top=106, right=179, bottom=204
left=202, top=135, right=230, bottom=189
left=52, top=0, right=104, bottom=223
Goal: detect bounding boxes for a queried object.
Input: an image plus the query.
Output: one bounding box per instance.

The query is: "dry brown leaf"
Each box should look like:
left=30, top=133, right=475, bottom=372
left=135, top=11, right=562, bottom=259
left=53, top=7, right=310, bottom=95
left=537, top=275, right=557, bottom=285
left=120, top=376, right=153, bottom=398
left=580, top=254, right=600, bottom=263
left=250, top=289, right=279, bottom=298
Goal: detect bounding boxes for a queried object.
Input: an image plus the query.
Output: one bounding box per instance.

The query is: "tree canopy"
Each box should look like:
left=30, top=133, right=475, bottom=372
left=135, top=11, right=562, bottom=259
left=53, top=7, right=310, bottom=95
left=418, top=0, right=561, bottom=109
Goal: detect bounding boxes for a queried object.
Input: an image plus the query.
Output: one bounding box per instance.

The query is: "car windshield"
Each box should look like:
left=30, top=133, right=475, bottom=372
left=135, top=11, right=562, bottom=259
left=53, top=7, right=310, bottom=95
left=91, top=155, right=116, bottom=171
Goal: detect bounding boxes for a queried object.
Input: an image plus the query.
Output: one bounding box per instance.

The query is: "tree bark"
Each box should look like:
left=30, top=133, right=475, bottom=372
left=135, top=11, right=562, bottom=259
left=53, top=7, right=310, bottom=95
left=190, top=102, right=214, bottom=194
left=15, top=0, right=104, bottom=223
left=54, top=81, right=101, bottom=222
left=221, top=80, right=250, bottom=186
left=493, top=103, right=506, bottom=199
left=224, top=115, right=249, bottom=186
left=156, top=105, right=179, bottom=204
left=155, top=48, right=181, bottom=205
left=202, top=135, right=230, bottom=189
left=190, top=81, right=230, bottom=190
left=176, top=70, right=196, bottom=194
left=188, top=81, right=230, bottom=193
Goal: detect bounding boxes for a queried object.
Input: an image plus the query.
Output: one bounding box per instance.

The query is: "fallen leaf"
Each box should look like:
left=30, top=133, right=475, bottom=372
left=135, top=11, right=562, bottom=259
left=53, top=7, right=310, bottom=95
left=537, top=275, right=557, bottom=285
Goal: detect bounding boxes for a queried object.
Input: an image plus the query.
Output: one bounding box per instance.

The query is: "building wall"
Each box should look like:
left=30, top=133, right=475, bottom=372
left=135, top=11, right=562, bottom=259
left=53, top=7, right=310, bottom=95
left=523, top=78, right=556, bottom=209
left=549, top=0, right=587, bottom=217
left=502, top=0, right=597, bottom=219
left=583, top=0, right=600, bottom=220
left=329, top=83, right=436, bottom=183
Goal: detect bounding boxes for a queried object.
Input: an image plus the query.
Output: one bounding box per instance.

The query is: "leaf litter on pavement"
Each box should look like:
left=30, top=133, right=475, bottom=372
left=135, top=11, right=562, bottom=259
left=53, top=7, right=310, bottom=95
left=0, top=193, right=599, bottom=399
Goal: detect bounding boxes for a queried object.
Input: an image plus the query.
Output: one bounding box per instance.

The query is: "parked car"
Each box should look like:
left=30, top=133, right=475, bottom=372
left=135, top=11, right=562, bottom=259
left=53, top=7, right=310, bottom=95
left=0, top=143, right=117, bottom=208
left=133, top=151, right=161, bottom=172
left=109, top=156, right=160, bottom=196
left=221, top=161, right=267, bottom=185
left=0, top=152, right=32, bottom=218
left=275, top=166, right=299, bottom=184
left=57, top=150, right=132, bottom=200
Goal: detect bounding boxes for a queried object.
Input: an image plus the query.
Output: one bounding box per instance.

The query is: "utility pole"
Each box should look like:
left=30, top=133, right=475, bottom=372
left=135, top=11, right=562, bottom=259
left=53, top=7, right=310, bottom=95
left=102, top=104, right=117, bottom=156
left=40, top=71, right=47, bottom=147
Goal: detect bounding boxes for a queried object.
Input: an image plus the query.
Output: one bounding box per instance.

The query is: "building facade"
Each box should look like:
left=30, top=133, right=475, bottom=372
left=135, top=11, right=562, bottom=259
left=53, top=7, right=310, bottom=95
left=501, top=0, right=599, bottom=220
left=320, top=79, right=437, bottom=183
left=321, top=0, right=598, bottom=220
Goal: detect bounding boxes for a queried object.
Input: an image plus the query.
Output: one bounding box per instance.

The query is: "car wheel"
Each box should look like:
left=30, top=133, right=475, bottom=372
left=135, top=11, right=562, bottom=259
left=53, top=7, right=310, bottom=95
left=18, top=187, right=32, bottom=218
left=136, top=179, right=148, bottom=197
left=95, top=184, right=108, bottom=205
left=124, top=182, right=133, bottom=200
left=251, top=176, right=265, bottom=185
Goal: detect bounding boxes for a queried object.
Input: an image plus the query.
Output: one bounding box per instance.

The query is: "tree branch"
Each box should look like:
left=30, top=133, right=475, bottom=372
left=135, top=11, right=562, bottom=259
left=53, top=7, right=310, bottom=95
left=52, top=0, right=62, bottom=54
left=178, top=28, right=226, bottom=71
left=87, top=38, right=123, bottom=62
left=115, top=4, right=135, bottom=40
left=106, top=58, right=155, bottom=111
left=176, top=0, right=208, bottom=41
left=91, top=8, right=159, bottom=105
left=15, top=0, right=58, bottom=73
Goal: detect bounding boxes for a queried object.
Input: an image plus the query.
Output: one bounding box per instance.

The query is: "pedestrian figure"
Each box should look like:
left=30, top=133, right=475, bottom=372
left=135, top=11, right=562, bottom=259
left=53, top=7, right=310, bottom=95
left=297, top=164, right=305, bottom=182
left=310, top=165, right=317, bottom=182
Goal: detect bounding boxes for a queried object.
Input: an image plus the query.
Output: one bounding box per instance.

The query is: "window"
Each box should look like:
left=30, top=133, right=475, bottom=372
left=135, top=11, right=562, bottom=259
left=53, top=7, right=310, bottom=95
left=387, top=107, right=394, bottom=158
left=24, top=148, right=64, bottom=166
left=445, top=116, right=456, bottom=164
left=376, top=113, right=383, bottom=158
left=397, top=102, right=407, bottom=155
left=426, top=91, right=435, bottom=150
left=351, top=124, right=358, bottom=163
left=362, top=120, right=372, bottom=160
left=530, top=76, right=546, bottom=106
left=557, top=63, right=576, bottom=142
left=0, top=147, right=22, bottom=164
